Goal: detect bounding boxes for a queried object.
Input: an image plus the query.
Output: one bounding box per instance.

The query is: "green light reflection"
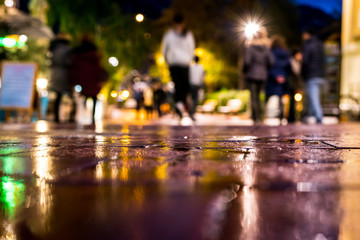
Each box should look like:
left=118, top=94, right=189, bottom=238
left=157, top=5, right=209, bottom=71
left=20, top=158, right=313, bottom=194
left=0, top=146, right=22, bottom=156
left=0, top=176, right=25, bottom=218
left=1, top=156, right=26, bottom=175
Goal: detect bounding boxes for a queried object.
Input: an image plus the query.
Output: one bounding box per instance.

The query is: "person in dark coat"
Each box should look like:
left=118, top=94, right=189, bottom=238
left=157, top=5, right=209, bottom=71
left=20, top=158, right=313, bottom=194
left=301, top=29, right=325, bottom=123
left=265, top=35, right=291, bottom=121
left=243, top=26, right=275, bottom=124
left=152, top=78, right=167, bottom=117
left=70, top=34, right=107, bottom=124
left=48, top=33, right=72, bottom=123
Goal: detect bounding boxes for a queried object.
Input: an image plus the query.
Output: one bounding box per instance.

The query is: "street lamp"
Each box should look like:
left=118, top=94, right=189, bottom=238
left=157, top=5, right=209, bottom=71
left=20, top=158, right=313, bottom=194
left=244, top=22, right=260, bottom=40
left=108, top=57, right=119, bottom=67
left=1, top=37, right=16, bottom=48
left=135, top=14, right=144, bottom=23
left=121, top=90, right=130, bottom=99
left=75, top=85, right=82, bottom=93
left=36, top=78, right=48, bottom=90
left=294, top=93, right=303, bottom=102
left=110, top=90, right=118, bottom=98
left=4, top=0, right=14, bottom=7
left=19, top=35, right=28, bottom=42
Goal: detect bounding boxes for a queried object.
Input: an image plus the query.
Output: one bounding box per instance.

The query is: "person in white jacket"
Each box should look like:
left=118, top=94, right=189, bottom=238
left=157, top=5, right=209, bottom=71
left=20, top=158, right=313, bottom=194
left=161, top=13, right=195, bottom=122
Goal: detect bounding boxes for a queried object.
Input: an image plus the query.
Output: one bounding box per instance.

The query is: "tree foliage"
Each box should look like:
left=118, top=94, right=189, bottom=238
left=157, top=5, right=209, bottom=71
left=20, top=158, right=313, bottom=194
left=45, top=0, right=302, bottom=92
left=151, top=0, right=301, bottom=91
left=48, top=2, right=152, bottom=68
left=46, top=0, right=161, bottom=99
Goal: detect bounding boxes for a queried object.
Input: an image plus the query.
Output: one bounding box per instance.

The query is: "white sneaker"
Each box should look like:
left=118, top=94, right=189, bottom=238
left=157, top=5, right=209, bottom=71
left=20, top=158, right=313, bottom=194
left=180, top=116, right=193, bottom=126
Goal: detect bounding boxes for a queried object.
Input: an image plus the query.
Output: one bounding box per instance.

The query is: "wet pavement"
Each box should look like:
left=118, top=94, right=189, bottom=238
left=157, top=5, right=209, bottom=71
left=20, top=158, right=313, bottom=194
left=0, top=120, right=360, bottom=239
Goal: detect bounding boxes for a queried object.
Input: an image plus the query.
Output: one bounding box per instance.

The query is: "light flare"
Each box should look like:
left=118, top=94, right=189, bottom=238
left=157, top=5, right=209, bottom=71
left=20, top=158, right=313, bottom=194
left=110, top=90, right=118, bottom=98
left=135, top=14, right=144, bottom=22
left=244, top=22, right=260, bottom=39
left=35, top=120, right=48, bottom=133
left=121, top=90, right=130, bottom=99
left=4, top=0, right=14, bottom=7
left=234, top=13, right=268, bottom=43
left=108, top=57, right=119, bottom=67
left=295, top=93, right=303, bottom=102
left=36, top=78, right=48, bottom=89
left=19, top=35, right=28, bottom=42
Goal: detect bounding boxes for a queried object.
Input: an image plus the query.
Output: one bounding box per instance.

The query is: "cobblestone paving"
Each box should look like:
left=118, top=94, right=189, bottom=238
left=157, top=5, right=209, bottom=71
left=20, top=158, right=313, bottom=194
left=0, top=122, right=359, bottom=239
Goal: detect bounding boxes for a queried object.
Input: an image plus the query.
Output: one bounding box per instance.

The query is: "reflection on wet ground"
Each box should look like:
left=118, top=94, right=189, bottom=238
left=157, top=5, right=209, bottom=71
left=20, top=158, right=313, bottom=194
left=0, top=122, right=360, bottom=239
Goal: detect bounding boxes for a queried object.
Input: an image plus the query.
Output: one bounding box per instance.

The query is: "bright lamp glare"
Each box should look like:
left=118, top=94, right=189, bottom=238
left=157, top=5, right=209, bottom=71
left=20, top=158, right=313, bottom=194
left=3, top=38, right=16, bottom=47
left=108, top=57, right=119, bottom=67
left=294, top=93, right=302, bottom=102
left=19, top=35, right=28, bottom=42
left=245, top=23, right=260, bottom=39
left=4, top=0, right=14, bottom=7
left=36, top=78, right=48, bottom=89
left=110, top=90, right=118, bottom=98
left=75, top=85, right=82, bottom=93
left=36, top=120, right=48, bottom=133
left=136, top=14, right=144, bottom=22
left=121, top=90, right=130, bottom=99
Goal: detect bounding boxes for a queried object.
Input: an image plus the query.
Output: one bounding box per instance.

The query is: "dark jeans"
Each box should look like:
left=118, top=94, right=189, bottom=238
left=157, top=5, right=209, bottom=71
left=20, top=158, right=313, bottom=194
left=170, top=66, right=190, bottom=104
left=247, top=80, right=265, bottom=122
left=169, top=65, right=190, bottom=116
left=54, top=91, right=63, bottom=123
left=190, top=85, right=201, bottom=117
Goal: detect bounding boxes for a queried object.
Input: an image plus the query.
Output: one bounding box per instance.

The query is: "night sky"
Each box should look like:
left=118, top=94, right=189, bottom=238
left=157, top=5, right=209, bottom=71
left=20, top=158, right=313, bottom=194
left=17, top=0, right=343, bottom=18
left=296, top=0, right=342, bottom=15
left=117, top=0, right=172, bottom=19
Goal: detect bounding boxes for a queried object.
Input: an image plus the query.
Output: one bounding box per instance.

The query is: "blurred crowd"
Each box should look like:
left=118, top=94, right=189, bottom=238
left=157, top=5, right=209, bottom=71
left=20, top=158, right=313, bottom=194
left=46, top=13, right=206, bottom=125
left=47, top=12, right=325, bottom=126
left=243, top=26, right=325, bottom=124
left=1, top=12, right=325, bottom=126
left=48, top=32, right=107, bottom=124
left=158, top=13, right=326, bottom=125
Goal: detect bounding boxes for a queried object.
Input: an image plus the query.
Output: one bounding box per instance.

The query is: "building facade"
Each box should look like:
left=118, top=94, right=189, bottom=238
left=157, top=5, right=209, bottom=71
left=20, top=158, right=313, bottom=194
left=341, top=0, right=360, bottom=113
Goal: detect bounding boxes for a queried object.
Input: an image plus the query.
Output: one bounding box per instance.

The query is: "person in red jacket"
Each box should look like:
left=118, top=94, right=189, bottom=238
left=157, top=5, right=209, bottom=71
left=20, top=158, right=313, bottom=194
left=70, top=34, right=108, bottom=124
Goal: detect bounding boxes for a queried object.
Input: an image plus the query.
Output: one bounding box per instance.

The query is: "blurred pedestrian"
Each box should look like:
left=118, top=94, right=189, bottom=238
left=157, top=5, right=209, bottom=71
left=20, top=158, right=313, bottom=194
left=301, top=29, right=325, bottom=124
left=243, top=26, right=274, bottom=124
left=143, top=83, right=154, bottom=119
left=288, top=48, right=303, bottom=123
left=48, top=32, right=72, bottom=123
left=265, top=35, right=291, bottom=122
left=153, top=79, right=167, bottom=117
left=133, top=79, right=146, bottom=114
left=161, top=13, right=195, bottom=124
left=70, top=34, right=108, bottom=124
left=189, top=55, right=205, bottom=121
